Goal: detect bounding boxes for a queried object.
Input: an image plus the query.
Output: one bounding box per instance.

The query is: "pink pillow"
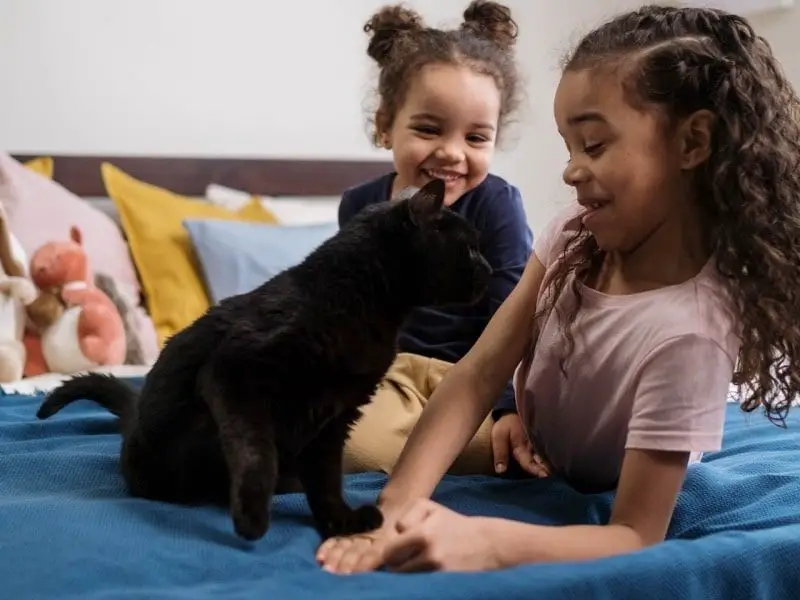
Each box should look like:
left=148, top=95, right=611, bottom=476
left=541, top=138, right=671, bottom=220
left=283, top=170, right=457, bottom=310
left=0, top=152, right=159, bottom=363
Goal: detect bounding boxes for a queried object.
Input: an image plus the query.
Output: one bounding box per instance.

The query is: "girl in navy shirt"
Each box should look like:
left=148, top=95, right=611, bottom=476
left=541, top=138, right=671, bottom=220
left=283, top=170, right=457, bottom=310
left=341, top=1, right=534, bottom=478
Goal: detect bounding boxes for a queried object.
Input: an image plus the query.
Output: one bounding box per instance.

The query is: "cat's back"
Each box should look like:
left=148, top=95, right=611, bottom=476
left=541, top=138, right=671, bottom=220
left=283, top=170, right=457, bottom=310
left=142, top=306, right=229, bottom=394
left=194, top=200, right=403, bottom=374
left=239, top=210, right=397, bottom=327
left=205, top=251, right=400, bottom=389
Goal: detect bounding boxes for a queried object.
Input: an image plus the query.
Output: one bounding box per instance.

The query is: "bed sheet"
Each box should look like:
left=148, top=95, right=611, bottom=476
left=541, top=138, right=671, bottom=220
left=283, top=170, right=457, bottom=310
left=1, top=383, right=799, bottom=600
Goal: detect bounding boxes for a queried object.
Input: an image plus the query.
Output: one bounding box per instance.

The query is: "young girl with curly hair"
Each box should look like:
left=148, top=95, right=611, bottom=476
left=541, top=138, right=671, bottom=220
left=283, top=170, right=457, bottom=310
left=320, top=4, right=800, bottom=574
left=341, top=1, right=534, bottom=477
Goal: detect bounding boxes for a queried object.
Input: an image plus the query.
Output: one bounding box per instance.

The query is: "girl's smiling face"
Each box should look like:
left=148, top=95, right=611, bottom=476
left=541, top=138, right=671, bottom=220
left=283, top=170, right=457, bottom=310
left=554, top=68, right=696, bottom=254
left=382, top=63, right=501, bottom=206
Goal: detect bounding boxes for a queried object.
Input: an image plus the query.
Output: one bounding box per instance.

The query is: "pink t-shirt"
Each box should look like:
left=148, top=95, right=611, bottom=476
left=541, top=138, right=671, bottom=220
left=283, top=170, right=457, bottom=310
left=515, top=206, right=741, bottom=491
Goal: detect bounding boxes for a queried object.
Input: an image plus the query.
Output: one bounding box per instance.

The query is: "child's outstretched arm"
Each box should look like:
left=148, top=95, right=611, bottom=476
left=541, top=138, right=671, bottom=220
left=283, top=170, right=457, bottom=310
left=481, top=447, right=691, bottom=565
left=367, top=447, right=690, bottom=572
left=317, top=251, right=547, bottom=573
left=477, top=184, right=534, bottom=421
left=380, top=254, right=545, bottom=509
left=379, top=335, right=733, bottom=571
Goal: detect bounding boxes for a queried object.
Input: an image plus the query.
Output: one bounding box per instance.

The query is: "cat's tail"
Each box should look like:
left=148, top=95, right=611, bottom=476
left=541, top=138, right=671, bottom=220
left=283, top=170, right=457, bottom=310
left=36, top=372, right=137, bottom=426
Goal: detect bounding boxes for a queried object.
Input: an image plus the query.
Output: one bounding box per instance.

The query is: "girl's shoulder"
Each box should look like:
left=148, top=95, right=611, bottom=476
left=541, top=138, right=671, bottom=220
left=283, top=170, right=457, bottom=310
left=468, top=173, right=524, bottom=206
left=339, top=173, right=396, bottom=226
left=452, top=174, right=531, bottom=242
left=341, top=172, right=396, bottom=207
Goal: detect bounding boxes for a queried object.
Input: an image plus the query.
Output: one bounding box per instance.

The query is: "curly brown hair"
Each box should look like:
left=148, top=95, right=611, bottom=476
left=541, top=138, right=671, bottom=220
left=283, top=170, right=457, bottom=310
left=528, top=5, right=800, bottom=426
left=363, top=0, right=522, bottom=145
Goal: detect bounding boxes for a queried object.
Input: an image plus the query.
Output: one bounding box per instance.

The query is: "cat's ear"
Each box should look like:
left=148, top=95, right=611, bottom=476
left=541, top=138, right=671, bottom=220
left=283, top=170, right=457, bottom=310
left=406, top=178, right=445, bottom=225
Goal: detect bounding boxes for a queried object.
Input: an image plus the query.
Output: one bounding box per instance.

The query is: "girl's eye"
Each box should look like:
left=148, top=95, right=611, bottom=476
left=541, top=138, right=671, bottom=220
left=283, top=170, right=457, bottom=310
left=584, top=142, right=604, bottom=156
left=414, top=126, right=438, bottom=135
left=467, top=134, right=490, bottom=143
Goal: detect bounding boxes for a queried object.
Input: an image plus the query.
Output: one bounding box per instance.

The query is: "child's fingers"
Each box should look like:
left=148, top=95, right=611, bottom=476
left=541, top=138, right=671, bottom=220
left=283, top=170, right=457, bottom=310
left=318, top=535, right=383, bottom=574
left=513, top=444, right=550, bottom=477
left=490, top=425, right=511, bottom=473
left=383, top=531, right=428, bottom=572
left=512, top=443, right=536, bottom=470
left=531, top=452, right=552, bottom=477
left=395, top=499, right=434, bottom=534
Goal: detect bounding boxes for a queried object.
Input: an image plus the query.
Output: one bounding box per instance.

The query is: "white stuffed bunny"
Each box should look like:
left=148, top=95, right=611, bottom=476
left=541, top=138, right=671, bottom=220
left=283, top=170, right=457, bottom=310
left=0, top=205, right=36, bottom=383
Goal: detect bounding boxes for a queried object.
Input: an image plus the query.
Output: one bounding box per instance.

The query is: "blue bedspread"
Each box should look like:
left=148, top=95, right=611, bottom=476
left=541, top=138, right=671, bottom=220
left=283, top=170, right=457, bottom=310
left=2, top=383, right=799, bottom=600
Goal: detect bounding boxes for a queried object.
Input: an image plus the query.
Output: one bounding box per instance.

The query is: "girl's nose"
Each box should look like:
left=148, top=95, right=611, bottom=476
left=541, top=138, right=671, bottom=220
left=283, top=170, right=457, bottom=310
left=562, top=160, right=591, bottom=187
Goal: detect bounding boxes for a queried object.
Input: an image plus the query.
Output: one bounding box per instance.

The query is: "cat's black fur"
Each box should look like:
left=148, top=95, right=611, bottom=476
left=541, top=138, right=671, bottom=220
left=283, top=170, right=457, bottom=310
left=36, top=178, right=492, bottom=543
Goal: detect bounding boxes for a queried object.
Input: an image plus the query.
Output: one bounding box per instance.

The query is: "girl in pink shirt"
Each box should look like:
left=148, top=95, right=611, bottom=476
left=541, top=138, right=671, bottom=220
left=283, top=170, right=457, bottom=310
left=318, top=4, right=800, bottom=573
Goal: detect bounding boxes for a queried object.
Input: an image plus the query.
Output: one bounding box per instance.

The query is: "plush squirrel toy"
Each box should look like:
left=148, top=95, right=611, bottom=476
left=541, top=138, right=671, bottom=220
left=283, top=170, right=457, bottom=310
left=25, top=225, right=127, bottom=375
left=0, top=204, right=39, bottom=382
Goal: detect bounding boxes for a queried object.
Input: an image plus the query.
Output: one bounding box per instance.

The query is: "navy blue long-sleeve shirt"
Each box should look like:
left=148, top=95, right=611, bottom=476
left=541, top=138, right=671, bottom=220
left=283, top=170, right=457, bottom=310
left=339, top=172, right=533, bottom=418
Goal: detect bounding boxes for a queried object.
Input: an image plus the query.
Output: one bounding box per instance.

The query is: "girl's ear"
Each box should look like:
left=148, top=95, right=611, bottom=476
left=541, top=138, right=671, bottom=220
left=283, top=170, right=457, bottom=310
left=375, top=108, right=393, bottom=149
left=679, top=109, right=715, bottom=170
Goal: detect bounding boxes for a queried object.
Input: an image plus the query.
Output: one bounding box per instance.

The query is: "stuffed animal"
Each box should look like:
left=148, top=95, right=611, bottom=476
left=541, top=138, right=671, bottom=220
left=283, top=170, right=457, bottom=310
left=0, top=204, right=39, bottom=382
left=94, top=272, right=147, bottom=365
left=27, top=226, right=127, bottom=375
left=22, top=288, right=65, bottom=377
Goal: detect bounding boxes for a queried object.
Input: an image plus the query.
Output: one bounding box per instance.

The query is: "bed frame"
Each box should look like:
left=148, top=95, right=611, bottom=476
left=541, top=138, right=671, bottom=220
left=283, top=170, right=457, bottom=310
left=10, top=154, right=394, bottom=197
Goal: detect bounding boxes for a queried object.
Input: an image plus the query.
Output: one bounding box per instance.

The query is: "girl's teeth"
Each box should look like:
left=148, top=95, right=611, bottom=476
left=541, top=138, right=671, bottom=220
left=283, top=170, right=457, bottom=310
left=426, top=170, right=460, bottom=181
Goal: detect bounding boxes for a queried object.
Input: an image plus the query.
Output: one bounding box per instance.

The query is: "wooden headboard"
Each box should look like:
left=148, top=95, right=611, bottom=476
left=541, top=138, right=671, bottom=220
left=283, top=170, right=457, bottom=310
left=11, top=154, right=394, bottom=197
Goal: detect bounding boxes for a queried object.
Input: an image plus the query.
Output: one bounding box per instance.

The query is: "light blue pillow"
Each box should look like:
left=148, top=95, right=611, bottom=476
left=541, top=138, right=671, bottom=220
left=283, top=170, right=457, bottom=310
left=183, top=218, right=338, bottom=304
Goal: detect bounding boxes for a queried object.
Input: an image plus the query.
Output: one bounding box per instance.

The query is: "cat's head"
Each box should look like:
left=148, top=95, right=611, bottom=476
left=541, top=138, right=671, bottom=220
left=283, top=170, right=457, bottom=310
left=387, top=178, right=492, bottom=307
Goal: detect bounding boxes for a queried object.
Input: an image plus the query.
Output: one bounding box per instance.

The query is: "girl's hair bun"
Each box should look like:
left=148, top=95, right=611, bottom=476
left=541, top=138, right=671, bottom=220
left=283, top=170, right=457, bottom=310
left=364, top=5, right=424, bottom=67
left=462, top=0, right=518, bottom=51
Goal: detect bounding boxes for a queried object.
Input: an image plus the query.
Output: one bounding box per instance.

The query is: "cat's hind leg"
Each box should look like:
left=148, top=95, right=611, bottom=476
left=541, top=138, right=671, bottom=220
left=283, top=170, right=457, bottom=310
left=199, top=368, right=279, bottom=541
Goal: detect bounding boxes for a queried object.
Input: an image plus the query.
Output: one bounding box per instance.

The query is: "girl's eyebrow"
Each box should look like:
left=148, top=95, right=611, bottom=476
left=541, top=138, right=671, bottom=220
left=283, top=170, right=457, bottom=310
left=409, top=112, right=442, bottom=121
left=409, top=112, right=495, bottom=131
left=567, top=110, right=607, bottom=125
left=472, top=121, right=496, bottom=131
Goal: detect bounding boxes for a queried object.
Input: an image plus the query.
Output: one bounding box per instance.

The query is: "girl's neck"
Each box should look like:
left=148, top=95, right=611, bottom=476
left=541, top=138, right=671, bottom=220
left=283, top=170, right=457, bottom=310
left=591, top=205, right=710, bottom=295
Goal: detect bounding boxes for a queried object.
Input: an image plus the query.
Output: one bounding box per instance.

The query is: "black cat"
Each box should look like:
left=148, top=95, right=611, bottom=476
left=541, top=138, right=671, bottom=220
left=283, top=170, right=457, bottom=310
left=36, top=178, right=492, bottom=542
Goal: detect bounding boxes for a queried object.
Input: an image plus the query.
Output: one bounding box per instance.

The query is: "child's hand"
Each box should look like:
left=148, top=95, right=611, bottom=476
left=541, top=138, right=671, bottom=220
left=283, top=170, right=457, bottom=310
left=490, top=412, right=551, bottom=477
left=317, top=500, right=502, bottom=574
left=317, top=514, right=398, bottom=574
left=381, top=499, right=501, bottom=573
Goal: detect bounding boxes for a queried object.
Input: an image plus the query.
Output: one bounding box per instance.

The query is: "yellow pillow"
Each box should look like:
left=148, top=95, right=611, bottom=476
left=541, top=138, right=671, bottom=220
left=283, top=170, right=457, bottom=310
left=100, top=162, right=278, bottom=345
left=23, top=156, right=54, bottom=178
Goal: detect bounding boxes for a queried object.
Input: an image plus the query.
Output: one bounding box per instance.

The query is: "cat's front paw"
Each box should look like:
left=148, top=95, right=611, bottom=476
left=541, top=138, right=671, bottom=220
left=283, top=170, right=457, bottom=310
left=317, top=504, right=384, bottom=539
left=231, top=471, right=273, bottom=541
left=348, top=504, right=384, bottom=534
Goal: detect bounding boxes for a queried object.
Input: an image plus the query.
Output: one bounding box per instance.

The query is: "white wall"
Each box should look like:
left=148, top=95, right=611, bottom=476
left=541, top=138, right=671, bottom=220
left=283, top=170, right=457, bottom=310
left=1, top=0, right=797, bottom=234
left=747, top=4, right=800, bottom=85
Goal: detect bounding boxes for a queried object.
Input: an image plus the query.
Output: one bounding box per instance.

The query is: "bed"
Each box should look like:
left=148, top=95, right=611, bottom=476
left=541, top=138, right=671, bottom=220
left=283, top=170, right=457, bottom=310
left=2, top=154, right=800, bottom=599
left=2, top=390, right=799, bottom=599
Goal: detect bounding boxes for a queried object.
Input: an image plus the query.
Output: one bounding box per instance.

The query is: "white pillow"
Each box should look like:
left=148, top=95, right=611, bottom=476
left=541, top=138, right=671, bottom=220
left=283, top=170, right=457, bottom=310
left=205, top=184, right=339, bottom=226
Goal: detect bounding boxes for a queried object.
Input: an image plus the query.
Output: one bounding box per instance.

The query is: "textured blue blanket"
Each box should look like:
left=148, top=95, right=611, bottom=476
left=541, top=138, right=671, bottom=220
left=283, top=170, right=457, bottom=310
left=1, top=384, right=799, bottom=600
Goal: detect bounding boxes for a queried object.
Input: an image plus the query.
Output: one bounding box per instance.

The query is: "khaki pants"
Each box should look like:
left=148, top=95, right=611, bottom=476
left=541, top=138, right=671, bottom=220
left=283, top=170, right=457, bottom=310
left=343, top=352, right=495, bottom=475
